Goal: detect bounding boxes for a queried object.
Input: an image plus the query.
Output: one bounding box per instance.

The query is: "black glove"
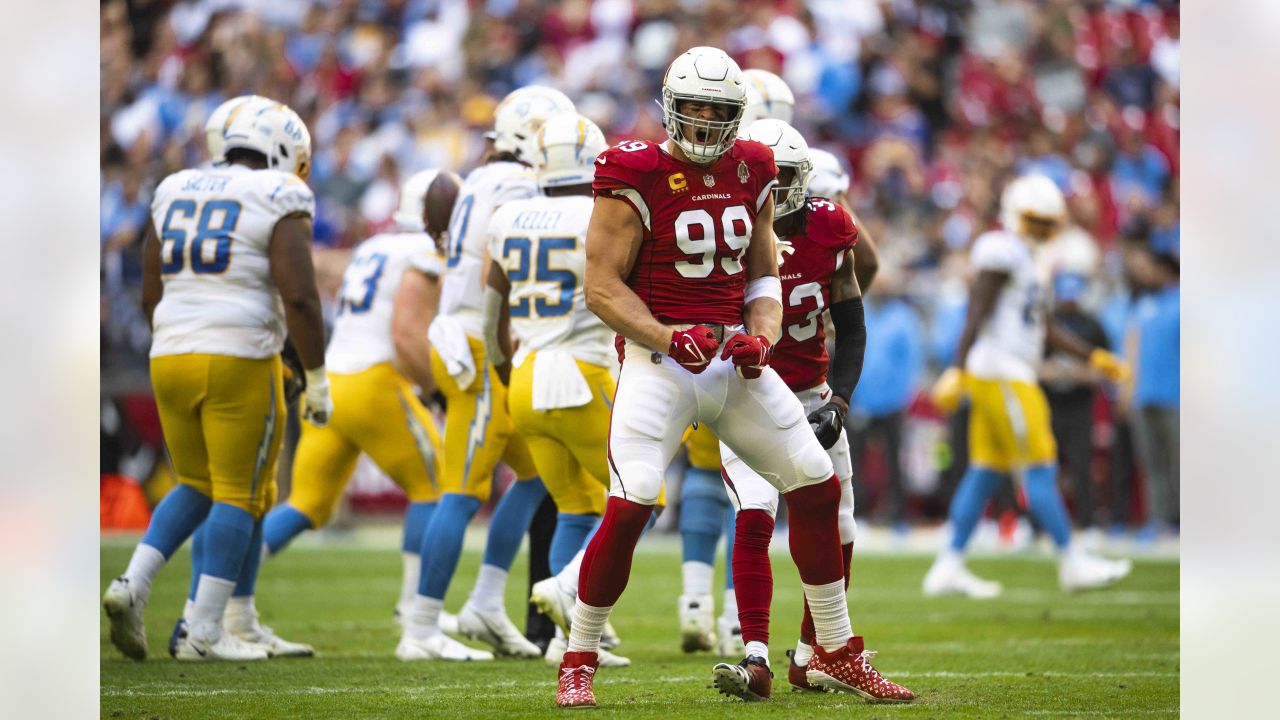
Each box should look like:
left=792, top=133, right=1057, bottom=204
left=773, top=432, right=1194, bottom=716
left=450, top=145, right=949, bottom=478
left=281, top=339, right=306, bottom=406
left=807, top=397, right=848, bottom=450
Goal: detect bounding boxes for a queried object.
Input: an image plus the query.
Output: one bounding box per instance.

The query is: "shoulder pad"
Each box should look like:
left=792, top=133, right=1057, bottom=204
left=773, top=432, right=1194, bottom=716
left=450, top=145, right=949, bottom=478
left=259, top=171, right=315, bottom=218
left=596, top=141, right=662, bottom=174
left=805, top=198, right=857, bottom=249
left=732, top=139, right=778, bottom=175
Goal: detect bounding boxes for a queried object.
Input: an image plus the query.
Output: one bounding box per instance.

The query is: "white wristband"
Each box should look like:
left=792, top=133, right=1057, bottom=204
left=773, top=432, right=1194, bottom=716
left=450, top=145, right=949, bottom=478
left=305, top=366, right=328, bottom=389
left=744, top=275, right=782, bottom=305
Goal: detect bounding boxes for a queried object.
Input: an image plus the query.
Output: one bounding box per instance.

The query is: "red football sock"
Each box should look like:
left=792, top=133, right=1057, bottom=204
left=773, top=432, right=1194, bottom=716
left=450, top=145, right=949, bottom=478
left=781, top=476, right=844, bottom=587
left=732, top=509, right=774, bottom=645
left=800, top=540, right=854, bottom=644
left=577, top=496, right=652, bottom=608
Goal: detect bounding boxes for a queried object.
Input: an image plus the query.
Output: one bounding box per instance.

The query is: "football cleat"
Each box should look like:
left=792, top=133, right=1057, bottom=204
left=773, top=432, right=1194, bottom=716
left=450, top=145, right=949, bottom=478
left=922, top=557, right=1002, bottom=598
left=1060, top=551, right=1132, bottom=592
left=805, top=636, right=914, bottom=703
left=173, top=627, right=269, bottom=662
left=786, top=649, right=819, bottom=692
left=716, top=615, right=745, bottom=657
left=600, top=620, right=621, bottom=650
left=544, top=636, right=631, bottom=668
left=168, top=617, right=188, bottom=659
left=530, top=577, right=577, bottom=635
left=103, top=577, right=148, bottom=661
left=556, top=651, right=599, bottom=709
left=712, top=655, right=772, bottom=701
left=679, top=594, right=716, bottom=652
left=457, top=602, right=543, bottom=658
left=224, top=608, right=314, bottom=658
left=396, top=632, right=495, bottom=661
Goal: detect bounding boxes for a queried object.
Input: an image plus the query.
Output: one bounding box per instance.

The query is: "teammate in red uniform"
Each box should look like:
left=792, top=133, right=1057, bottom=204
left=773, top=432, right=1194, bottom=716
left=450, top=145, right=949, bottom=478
left=709, top=119, right=913, bottom=703
left=553, top=46, right=885, bottom=709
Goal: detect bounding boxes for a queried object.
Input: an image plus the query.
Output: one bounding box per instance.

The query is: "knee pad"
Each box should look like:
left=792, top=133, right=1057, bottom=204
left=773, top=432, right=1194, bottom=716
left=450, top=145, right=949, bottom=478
left=607, top=438, right=666, bottom=506
left=791, top=436, right=836, bottom=490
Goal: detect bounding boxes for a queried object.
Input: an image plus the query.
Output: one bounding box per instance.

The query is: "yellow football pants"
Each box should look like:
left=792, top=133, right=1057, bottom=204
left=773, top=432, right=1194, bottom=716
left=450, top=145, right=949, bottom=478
left=430, top=337, right=537, bottom=501
left=967, top=376, right=1058, bottom=472
left=289, top=363, right=443, bottom=526
left=150, top=353, right=284, bottom=518
left=506, top=354, right=612, bottom=516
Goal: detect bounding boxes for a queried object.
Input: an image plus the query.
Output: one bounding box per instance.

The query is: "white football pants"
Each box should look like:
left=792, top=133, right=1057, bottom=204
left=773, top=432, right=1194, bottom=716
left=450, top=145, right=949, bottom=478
left=607, top=337, right=835, bottom=507
left=721, top=382, right=857, bottom=545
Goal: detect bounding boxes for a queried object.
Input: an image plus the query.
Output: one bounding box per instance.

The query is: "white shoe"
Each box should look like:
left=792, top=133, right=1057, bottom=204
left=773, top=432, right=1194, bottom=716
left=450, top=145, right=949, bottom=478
left=456, top=602, right=542, bottom=658
left=396, top=632, right=494, bottom=661
left=225, top=607, right=314, bottom=658
left=1079, top=527, right=1105, bottom=552
left=601, top=620, right=621, bottom=650
left=1059, top=550, right=1132, bottom=592
left=530, top=577, right=576, bottom=634
left=439, top=610, right=460, bottom=636
left=544, top=636, right=631, bottom=668
left=173, top=626, right=269, bottom=662
left=716, top=614, right=744, bottom=657
left=103, top=577, right=148, bottom=660
left=923, top=556, right=1002, bottom=598
left=678, top=594, right=716, bottom=652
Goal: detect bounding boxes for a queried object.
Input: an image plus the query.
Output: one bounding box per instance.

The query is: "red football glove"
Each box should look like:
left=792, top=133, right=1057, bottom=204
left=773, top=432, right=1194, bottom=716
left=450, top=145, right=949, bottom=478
left=720, top=333, right=773, bottom=379
left=668, top=325, right=720, bottom=374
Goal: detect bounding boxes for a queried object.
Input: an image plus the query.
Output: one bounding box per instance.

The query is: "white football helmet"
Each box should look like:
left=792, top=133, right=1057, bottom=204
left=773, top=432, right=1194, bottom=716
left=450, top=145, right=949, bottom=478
left=204, top=95, right=276, bottom=164
left=490, top=86, right=576, bottom=162
left=807, top=148, right=851, bottom=200
left=531, top=112, right=607, bottom=188
left=660, top=46, right=747, bottom=165
left=740, top=69, right=795, bottom=126
left=743, top=119, right=811, bottom=218
left=394, top=168, right=443, bottom=231
left=222, top=103, right=312, bottom=180
left=1000, top=174, right=1066, bottom=242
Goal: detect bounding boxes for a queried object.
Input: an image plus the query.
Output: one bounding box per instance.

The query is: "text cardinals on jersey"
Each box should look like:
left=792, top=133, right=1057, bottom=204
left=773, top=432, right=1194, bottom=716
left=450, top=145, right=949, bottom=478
left=591, top=139, right=777, bottom=330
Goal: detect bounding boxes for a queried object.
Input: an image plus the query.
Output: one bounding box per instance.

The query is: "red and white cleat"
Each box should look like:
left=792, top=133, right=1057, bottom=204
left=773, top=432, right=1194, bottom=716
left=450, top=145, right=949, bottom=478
left=711, top=655, right=772, bottom=701
left=805, top=636, right=915, bottom=703
left=556, top=651, right=599, bottom=709
left=786, top=649, right=819, bottom=692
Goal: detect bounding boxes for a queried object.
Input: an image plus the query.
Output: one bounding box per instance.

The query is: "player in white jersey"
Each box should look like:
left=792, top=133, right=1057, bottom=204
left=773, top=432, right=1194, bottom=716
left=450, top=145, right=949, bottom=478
left=479, top=112, right=634, bottom=668
left=398, top=86, right=574, bottom=662
left=924, top=174, right=1133, bottom=597
left=258, top=169, right=455, bottom=634
left=104, top=103, right=331, bottom=662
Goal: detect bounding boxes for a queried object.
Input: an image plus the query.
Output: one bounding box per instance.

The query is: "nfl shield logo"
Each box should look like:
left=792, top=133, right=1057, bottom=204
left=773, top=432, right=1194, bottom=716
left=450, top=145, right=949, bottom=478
left=703, top=174, right=715, bottom=187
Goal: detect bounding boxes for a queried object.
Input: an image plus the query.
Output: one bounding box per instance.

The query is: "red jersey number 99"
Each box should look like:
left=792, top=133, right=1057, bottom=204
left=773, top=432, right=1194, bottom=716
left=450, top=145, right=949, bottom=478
left=673, top=206, right=753, bottom=279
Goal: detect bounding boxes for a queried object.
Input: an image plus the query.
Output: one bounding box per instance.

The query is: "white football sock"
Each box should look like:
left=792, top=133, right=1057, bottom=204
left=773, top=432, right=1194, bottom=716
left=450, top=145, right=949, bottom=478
left=190, top=575, right=236, bottom=641
left=793, top=639, right=814, bottom=666
left=223, top=595, right=257, bottom=632
left=407, top=594, right=443, bottom=640
left=467, top=564, right=508, bottom=613
left=556, top=550, right=585, bottom=595
left=682, top=561, right=714, bottom=597
left=745, top=640, right=769, bottom=665
left=566, top=599, right=611, bottom=653
left=802, top=579, right=853, bottom=650
left=720, top=588, right=738, bottom=622
left=123, top=543, right=166, bottom=601
left=399, top=552, right=420, bottom=609
left=183, top=598, right=194, bottom=622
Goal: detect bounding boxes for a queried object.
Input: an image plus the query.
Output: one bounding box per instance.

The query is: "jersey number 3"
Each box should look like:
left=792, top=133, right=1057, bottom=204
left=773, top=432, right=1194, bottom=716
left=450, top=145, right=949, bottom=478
left=160, top=199, right=241, bottom=275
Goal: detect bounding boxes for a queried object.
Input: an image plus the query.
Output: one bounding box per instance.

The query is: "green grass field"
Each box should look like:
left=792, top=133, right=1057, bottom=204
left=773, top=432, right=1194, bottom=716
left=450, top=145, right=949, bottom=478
left=101, top=534, right=1178, bottom=718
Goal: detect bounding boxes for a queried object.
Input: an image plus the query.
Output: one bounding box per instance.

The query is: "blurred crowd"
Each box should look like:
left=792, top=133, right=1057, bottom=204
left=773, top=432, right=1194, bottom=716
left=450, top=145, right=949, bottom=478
left=101, top=0, right=1179, bottom=539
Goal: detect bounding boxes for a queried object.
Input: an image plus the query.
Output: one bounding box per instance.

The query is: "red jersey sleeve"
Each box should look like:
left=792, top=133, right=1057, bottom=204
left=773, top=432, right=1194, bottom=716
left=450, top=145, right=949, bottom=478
left=805, top=197, right=859, bottom=252
left=592, top=141, right=661, bottom=231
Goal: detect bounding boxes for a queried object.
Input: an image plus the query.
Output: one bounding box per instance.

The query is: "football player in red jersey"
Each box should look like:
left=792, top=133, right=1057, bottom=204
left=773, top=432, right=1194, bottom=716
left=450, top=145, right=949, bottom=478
left=553, top=46, right=880, bottom=709
left=708, top=119, right=913, bottom=703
